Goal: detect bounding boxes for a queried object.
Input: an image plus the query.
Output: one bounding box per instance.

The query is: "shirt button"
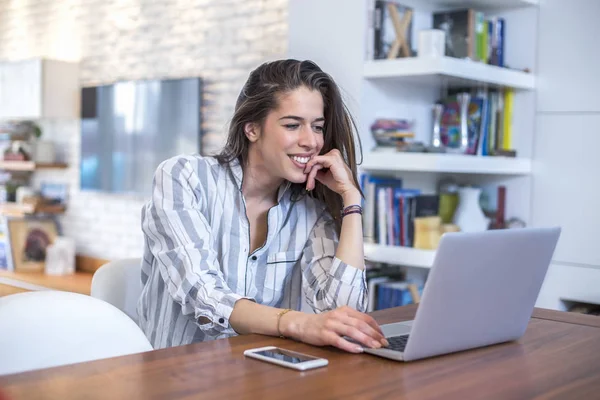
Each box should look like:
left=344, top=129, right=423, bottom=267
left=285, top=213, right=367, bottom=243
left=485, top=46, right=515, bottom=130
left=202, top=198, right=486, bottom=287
left=218, top=318, right=225, bottom=324
left=251, top=255, right=257, bottom=261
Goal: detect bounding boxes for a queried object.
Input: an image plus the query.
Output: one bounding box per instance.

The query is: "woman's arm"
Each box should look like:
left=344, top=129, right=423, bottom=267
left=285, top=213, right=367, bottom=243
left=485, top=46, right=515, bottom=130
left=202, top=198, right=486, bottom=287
left=143, top=157, right=252, bottom=337
left=230, top=299, right=386, bottom=353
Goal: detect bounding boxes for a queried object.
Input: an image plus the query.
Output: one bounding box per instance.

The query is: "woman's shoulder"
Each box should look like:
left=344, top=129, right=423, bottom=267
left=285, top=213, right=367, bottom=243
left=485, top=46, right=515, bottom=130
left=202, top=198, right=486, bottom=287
left=156, top=154, right=219, bottom=174
left=155, top=154, right=231, bottom=184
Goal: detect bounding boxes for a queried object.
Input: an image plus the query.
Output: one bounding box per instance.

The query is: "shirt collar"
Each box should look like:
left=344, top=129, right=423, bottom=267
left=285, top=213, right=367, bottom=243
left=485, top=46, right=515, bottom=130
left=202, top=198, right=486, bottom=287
left=229, top=157, right=292, bottom=203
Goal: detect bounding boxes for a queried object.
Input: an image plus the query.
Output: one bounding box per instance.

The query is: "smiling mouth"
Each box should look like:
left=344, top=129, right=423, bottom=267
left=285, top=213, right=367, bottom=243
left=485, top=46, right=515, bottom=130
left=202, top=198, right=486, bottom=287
left=290, top=155, right=310, bottom=164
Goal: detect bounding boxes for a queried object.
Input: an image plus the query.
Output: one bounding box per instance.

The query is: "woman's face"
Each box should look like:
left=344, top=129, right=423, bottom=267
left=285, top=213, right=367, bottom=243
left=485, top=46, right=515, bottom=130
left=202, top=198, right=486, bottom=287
left=247, top=86, right=325, bottom=185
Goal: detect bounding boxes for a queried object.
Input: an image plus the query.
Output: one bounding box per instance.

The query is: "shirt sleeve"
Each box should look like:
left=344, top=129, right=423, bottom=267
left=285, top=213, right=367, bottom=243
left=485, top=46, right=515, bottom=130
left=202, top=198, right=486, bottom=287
left=141, top=156, right=251, bottom=337
left=301, top=211, right=368, bottom=313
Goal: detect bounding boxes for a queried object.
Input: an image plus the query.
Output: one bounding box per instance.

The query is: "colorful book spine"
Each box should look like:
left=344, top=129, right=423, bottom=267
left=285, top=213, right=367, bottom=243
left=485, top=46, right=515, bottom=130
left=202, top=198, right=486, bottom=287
left=503, top=89, right=514, bottom=150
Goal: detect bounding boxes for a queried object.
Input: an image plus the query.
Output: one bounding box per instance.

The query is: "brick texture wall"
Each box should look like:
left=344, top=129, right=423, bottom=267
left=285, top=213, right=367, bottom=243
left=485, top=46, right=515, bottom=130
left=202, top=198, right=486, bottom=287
left=0, top=0, right=288, bottom=260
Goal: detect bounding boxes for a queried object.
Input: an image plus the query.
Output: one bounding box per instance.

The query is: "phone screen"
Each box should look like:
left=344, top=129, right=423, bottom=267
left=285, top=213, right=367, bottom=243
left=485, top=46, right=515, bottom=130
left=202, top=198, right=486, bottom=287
left=254, top=348, right=318, bottom=364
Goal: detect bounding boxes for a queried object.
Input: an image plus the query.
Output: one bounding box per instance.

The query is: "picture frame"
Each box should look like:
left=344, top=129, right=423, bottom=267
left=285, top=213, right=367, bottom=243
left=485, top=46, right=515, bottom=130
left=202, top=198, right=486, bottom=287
left=8, top=217, right=58, bottom=272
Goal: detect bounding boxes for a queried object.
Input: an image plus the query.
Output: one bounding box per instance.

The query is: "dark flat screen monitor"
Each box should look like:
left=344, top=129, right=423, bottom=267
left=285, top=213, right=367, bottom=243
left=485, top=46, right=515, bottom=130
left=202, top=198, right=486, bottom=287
left=80, top=77, right=201, bottom=196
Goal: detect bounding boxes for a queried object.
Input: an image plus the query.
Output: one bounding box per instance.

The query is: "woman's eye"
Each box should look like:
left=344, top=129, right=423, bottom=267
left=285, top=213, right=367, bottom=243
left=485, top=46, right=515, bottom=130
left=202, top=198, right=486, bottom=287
left=284, top=124, right=299, bottom=130
left=313, top=126, right=324, bottom=133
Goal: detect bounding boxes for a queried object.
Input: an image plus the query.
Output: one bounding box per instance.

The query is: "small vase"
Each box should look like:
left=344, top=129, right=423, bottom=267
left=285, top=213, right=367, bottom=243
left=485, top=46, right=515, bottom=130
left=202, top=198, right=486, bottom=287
left=453, top=187, right=489, bottom=233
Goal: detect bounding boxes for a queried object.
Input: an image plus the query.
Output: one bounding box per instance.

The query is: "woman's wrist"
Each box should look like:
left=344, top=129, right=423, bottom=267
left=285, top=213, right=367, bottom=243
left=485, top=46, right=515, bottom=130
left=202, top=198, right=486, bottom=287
left=341, top=188, right=361, bottom=207
left=280, top=310, right=303, bottom=339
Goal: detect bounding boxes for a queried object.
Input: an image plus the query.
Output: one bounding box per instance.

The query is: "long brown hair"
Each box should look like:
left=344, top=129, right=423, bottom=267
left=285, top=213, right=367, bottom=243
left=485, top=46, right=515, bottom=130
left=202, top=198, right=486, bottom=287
left=216, top=59, right=363, bottom=231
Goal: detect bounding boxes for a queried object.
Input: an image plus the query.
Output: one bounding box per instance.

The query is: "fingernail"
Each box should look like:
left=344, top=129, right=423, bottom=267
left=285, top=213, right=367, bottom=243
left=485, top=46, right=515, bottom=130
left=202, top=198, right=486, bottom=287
left=381, top=339, right=389, bottom=347
left=371, top=340, right=381, bottom=349
left=355, top=346, right=364, bottom=353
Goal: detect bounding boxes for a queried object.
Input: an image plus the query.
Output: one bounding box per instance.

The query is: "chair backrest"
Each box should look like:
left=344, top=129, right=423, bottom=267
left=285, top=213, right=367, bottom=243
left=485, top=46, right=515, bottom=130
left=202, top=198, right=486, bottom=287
left=91, top=258, right=142, bottom=323
left=0, top=291, right=153, bottom=375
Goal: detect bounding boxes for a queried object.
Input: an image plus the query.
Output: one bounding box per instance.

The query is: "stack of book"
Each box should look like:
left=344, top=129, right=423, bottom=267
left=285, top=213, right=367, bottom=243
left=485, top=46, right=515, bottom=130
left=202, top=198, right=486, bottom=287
left=361, top=174, right=440, bottom=247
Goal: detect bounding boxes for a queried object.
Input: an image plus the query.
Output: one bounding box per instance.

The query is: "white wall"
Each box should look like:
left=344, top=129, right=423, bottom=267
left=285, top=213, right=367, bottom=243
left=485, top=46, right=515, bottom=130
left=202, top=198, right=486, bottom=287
left=533, top=0, right=600, bottom=310
left=0, top=0, right=288, bottom=260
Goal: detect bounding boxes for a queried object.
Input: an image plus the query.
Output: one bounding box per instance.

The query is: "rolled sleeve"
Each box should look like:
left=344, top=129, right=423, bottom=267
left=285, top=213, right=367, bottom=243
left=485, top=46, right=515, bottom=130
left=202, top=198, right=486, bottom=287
left=301, top=212, right=368, bottom=313
left=142, top=156, right=251, bottom=337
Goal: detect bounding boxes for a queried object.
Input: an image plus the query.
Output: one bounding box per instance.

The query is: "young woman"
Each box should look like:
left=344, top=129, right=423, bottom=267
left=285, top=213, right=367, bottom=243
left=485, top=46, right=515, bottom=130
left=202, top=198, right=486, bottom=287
left=138, top=59, right=388, bottom=353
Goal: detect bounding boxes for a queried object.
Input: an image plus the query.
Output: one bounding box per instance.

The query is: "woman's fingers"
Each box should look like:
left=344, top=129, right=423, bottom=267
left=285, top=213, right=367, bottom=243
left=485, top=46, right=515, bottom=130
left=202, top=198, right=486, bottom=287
left=323, top=331, right=364, bottom=353
left=304, top=154, right=336, bottom=173
left=342, top=307, right=385, bottom=337
left=306, top=164, right=323, bottom=191
left=342, top=315, right=387, bottom=346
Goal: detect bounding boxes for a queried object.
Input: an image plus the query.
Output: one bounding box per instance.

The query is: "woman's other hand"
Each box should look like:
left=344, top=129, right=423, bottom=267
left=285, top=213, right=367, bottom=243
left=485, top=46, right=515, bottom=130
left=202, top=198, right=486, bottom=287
left=281, top=306, right=388, bottom=353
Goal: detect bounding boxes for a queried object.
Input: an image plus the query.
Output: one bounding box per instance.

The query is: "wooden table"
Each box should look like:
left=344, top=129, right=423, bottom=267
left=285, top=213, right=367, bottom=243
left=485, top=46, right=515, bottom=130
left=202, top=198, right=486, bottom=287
left=2, top=306, right=600, bottom=399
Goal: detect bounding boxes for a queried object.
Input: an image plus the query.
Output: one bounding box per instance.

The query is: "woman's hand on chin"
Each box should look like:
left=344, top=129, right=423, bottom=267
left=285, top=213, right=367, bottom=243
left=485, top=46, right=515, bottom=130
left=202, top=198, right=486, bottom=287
left=303, top=149, right=359, bottom=200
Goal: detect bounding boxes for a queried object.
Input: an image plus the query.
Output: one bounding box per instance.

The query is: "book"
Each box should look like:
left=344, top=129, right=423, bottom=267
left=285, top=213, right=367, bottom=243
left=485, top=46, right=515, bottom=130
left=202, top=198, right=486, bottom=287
left=502, top=89, right=514, bottom=150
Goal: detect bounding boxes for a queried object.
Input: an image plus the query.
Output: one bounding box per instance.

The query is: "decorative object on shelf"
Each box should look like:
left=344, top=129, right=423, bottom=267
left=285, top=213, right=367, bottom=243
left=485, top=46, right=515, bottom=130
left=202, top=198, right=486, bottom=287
left=417, top=29, right=445, bottom=58
left=488, top=186, right=506, bottom=230
left=45, top=237, right=76, bottom=275
left=433, top=9, right=476, bottom=60
left=441, top=223, right=460, bottom=233
left=506, top=217, right=526, bottom=229
left=15, top=186, right=35, bottom=205
left=0, top=121, right=40, bottom=141
left=428, top=103, right=446, bottom=153
left=438, top=178, right=459, bottom=224
left=3, top=141, right=31, bottom=161
left=413, top=216, right=442, bottom=250
left=33, top=141, right=56, bottom=164
left=457, top=92, right=471, bottom=153
left=40, top=182, right=68, bottom=206
left=370, top=118, right=414, bottom=147
left=453, top=186, right=489, bottom=233
left=7, top=217, right=58, bottom=272
left=397, top=141, right=426, bottom=153
left=373, top=1, right=414, bottom=60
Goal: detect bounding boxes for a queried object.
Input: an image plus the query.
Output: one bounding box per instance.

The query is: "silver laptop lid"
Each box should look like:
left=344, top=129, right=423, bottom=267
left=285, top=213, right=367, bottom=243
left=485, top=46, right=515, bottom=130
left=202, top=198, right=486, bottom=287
left=403, top=227, right=561, bottom=362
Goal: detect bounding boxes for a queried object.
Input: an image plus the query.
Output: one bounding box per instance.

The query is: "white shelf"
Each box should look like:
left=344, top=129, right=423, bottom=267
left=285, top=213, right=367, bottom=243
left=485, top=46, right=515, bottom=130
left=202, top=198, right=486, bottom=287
left=363, top=57, right=535, bottom=90
left=362, top=150, right=532, bottom=175
left=422, top=0, right=538, bottom=10
left=365, top=243, right=436, bottom=269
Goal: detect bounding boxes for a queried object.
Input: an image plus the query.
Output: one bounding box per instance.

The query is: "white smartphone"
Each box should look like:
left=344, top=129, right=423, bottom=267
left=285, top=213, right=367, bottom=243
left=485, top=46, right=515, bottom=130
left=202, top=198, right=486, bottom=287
left=243, top=346, right=328, bottom=371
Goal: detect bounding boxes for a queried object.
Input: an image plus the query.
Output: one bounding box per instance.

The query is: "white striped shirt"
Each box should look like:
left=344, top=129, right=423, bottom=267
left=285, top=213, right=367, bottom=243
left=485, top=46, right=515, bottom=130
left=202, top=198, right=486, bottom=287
left=138, top=154, right=367, bottom=349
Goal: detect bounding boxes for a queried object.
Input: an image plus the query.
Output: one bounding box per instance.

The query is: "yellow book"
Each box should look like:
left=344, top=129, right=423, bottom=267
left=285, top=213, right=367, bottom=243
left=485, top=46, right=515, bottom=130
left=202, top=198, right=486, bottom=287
left=503, top=89, right=514, bottom=150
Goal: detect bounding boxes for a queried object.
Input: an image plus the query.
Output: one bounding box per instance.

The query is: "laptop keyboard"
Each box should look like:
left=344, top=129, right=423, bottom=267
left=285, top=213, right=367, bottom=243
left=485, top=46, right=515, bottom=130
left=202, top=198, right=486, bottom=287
left=386, top=335, right=410, bottom=352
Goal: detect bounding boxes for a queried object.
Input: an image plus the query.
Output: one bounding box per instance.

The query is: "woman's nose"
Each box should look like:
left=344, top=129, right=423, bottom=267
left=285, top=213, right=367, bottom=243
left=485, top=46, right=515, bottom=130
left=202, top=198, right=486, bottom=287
left=298, top=125, right=317, bottom=149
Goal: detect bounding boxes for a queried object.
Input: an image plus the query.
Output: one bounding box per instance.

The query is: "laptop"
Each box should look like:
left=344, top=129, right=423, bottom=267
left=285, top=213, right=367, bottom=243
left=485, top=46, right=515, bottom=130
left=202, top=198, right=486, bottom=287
left=364, top=227, right=561, bottom=362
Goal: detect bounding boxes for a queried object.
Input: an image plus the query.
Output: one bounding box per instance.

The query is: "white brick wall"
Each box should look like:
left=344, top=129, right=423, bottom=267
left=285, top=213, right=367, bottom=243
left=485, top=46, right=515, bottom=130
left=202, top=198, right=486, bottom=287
left=0, top=0, right=289, bottom=260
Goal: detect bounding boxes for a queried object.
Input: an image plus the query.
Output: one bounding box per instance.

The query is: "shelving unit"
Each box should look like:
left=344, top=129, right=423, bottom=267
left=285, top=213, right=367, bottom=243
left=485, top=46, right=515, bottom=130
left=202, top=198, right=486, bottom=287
left=0, top=202, right=65, bottom=217
left=365, top=244, right=436, bottom=269
left=422, top=0, right=538, bottom=10
left=289, top=0, right=539, bottom=272
left=362, top=149, right=531, bottom=175
left=0, top=161, right=68, bottom=172
left=363, top=56, right=535, bottom=90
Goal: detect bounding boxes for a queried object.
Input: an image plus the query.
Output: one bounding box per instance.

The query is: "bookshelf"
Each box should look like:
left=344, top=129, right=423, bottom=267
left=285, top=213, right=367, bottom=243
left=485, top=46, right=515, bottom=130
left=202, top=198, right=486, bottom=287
left=362, top=149, right=531, bottom=175
left=422, top=0, right=538, bottom=9
left=0, top=161, right=68, bottom=172
left=365, top=244, right=435, bottom=269
left=363, top=56, right=535, bottom=90
left=289, top=0, right=538, bottom=272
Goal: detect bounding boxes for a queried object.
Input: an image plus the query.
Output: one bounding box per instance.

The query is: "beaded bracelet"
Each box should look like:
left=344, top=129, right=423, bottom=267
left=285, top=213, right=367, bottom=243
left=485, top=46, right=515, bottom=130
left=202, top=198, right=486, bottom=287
left=341, top=204, right=363, bottom=218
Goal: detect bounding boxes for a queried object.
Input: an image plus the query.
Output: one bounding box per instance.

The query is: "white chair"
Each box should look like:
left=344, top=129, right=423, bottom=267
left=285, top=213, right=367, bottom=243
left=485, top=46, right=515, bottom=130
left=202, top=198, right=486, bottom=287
left=91, top=258, right=142, bottom=324
left=0, top=291, right=153, bottom=375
